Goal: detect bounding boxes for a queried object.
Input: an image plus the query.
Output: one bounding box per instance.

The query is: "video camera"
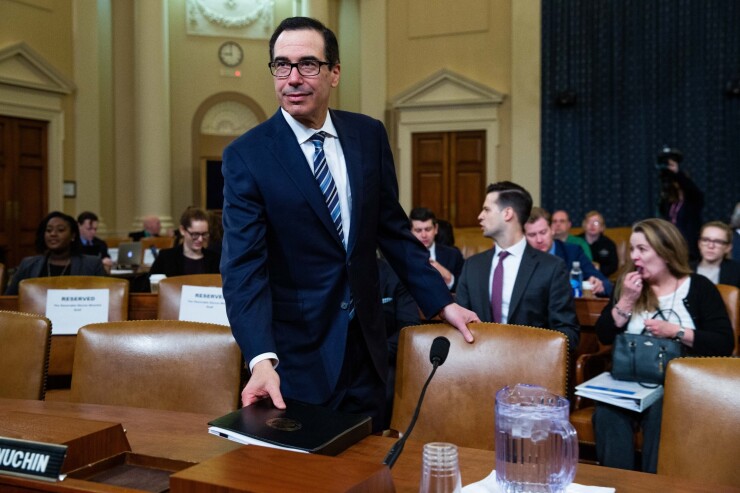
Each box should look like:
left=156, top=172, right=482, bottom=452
left=656, top=146, right=683, bottom=170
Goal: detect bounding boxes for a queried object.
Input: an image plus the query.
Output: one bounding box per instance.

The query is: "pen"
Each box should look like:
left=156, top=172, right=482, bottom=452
left=584, top=385, right=636, bottom=395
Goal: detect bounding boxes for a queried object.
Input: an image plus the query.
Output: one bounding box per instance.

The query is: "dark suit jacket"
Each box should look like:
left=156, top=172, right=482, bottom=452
left=220, top=109, right=452, bottom=404
left=456, top=244, right=580, bottom=350
left=691, top=258, right=740, bottom=289
left=149, top=244, right=221, bottom=278
left=5, top=254, right=106, bottom=295
left=434, top=243, right=465, bottom=291
left=80, top=237, right=110, bottom=259
left=733, top=231, right=740, bottom=262
left=553, top=240, right=613, bottom=296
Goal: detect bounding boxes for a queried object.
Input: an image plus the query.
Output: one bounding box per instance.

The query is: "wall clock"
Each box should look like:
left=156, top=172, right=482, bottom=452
left=218, top=41, right=243, bottom=67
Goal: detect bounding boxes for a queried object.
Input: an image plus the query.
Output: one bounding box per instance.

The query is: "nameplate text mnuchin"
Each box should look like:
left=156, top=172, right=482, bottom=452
left=0, top=437, right=67, bottom=482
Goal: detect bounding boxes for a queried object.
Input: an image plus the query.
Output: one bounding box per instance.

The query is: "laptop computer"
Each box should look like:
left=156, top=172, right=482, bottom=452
left=115, top=242, right=143, bottom=269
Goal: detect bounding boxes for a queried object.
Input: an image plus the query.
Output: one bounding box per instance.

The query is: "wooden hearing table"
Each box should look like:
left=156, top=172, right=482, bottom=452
left=0, top=398, right=735, bottom=493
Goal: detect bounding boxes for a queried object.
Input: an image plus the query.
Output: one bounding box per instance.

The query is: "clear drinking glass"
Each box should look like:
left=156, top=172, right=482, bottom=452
left=495, top=384, right=578, bottom=493
left=419, top=442, right=462, bottom=493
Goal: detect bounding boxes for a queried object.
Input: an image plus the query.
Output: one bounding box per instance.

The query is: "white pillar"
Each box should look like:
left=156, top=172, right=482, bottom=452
left=133, top=0, right=173, bottom=230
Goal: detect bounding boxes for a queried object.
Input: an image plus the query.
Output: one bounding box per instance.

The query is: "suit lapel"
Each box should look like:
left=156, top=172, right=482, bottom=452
left=475, top=249, right=495, bottom=322
left=509, top=245, right=538, bottom=318
left=331, top=110, right=363, bottom=255
left=265, top=111, right=345, bottom=248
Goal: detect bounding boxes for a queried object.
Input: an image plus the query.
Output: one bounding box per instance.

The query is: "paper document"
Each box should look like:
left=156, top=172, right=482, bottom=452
left=208, top=426, right=308, bottom=453
left=45, top=289, right=110, bottom=335
left=178, top=285, right=229, bottom=325
left=575, top=372, right=663, bottom=412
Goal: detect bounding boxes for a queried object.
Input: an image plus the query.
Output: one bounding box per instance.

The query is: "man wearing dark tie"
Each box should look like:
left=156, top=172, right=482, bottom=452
left=455, top=182, right=579, bottom=351
left=77, top=211, right=113, bottom=271
left=220, top=17, right=479, bottom=430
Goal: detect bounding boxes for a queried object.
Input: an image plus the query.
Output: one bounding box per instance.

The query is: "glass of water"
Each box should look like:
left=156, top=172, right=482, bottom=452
left=419, top=442, right=462, bottom=493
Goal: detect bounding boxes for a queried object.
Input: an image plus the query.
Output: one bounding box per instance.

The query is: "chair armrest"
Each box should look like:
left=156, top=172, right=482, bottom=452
left=574, top=343, right=613, bottom=410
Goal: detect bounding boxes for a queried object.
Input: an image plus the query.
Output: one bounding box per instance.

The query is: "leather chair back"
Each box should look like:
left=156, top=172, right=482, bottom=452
left=0, top=311, right=52, bottom=399
left=70, top=320, right=241, bottom=415
left=391, top=323, right=569, bottom=450
left=658, top=357, right=740, bottom=486
left=18, top=276, right=129, bottom=377
left=157, top=274, right=223, bottom=320
left=141, top=236, right=176, bottom=251
left=716, top=284, right=739, bottom=355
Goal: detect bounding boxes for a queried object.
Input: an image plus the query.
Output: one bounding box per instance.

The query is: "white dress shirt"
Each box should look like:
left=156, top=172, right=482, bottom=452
left=487, top=237, right=527, bottom=324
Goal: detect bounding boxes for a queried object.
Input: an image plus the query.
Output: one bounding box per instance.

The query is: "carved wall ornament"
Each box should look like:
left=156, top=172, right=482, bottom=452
left=187, top=0, right=274, bottom=39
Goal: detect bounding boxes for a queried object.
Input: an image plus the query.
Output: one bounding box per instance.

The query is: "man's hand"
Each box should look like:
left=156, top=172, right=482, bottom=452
left=441, top=303, right=480, bottom=343
left=430, top=259, right=453, bottom=285
left=587, top=276, right=605, bottom=295
left=242, top=360, right=286, bottom=409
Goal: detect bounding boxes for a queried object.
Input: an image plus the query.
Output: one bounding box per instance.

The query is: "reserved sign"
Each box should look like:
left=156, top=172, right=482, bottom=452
left=0, top=437, right=67, bottom=482
left=45, top=289, right=110, bottom=335
left=178, top=285, right=229, bottom=326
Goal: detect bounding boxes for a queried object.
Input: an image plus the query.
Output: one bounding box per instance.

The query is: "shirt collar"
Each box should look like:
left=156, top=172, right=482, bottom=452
left=496, top=236, right=526, bottom=257
left=281, top=108, right=338, bottom=144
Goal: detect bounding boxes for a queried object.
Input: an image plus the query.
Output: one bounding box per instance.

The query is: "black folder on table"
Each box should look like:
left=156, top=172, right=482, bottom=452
left=207, top=398, right=372, bottom=456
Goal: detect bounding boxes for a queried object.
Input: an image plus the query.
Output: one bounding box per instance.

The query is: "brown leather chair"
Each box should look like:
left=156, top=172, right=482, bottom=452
left=157, top=274, right=223, bottom=320
left=658, top=357, right=740, bottom=486
left=0, top=310, right=52, bottom=399
left=69, top=320, right=242, bottom=415
left=716, top=284, right=739, bottom=355
left=141, top=236, right=176, bottom=251
left=18, top=276, right=129, bottom=385
left=390, top=323, right=569, bottom=450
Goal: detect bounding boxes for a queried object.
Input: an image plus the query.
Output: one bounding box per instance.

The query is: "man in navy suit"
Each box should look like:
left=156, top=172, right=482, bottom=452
left=221, top=17, right=479, bottom=430
left=456, top=182, right=579, bottom=351
left=524, top=207, right=612, bottom=297
left=409, top=207, right=464, bottom=291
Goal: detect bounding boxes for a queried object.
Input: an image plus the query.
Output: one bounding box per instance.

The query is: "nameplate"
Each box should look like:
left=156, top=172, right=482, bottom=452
left=45, top=289, right=110, bottom=335
left=178, top=285, right=229, bottom=326
left=0, top=437, right=67, bottom=482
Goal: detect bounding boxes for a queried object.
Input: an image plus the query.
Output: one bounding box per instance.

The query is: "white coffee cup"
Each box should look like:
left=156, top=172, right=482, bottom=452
left=582, top=280, right=594, bottom=298
left=150, top=274, right=167, bottom=293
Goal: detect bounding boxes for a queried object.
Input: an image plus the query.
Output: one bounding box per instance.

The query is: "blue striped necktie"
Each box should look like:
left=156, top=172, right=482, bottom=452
left=310, top=132, right=344, bottom=245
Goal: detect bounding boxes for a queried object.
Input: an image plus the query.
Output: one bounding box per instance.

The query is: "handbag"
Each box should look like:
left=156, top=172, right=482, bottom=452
left=611, top=311, right=685, bottom=387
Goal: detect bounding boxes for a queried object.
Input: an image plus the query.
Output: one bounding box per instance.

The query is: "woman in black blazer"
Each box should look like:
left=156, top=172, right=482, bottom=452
left=148, top=208, right=220, bottom=278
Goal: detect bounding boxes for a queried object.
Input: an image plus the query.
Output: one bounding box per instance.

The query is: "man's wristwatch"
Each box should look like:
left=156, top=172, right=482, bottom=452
left=676, top=328, right=685, bottom=340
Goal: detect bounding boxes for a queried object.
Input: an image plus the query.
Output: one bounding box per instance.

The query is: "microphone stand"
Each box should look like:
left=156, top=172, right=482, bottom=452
left=382, top=357, right=442, bottom=468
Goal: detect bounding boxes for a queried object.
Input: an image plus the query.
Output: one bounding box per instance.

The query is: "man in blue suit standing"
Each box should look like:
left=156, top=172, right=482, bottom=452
left=221, top=17, right=479, bottom=431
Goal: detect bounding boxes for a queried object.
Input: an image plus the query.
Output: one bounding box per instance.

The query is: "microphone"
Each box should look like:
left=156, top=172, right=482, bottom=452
left=383, top=336, right=450, bottom=468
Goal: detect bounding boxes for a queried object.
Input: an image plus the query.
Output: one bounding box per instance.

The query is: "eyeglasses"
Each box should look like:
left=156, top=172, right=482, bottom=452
left=699, top=237, right=729, bottom=246
left=268, top=60, right=331, bottom=78
left=186, top=230, right=210, bottom=240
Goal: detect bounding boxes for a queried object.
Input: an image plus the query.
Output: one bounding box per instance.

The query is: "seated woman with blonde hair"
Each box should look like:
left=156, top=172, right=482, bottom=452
left=593, top=218, right=733, bottom=473
left=5, top=211, right=106, bottom=295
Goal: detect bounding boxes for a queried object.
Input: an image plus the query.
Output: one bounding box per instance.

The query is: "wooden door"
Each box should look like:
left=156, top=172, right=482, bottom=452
left=0, top=116, right=48, bottom=268
left=412, top=130, right=486, bottom=227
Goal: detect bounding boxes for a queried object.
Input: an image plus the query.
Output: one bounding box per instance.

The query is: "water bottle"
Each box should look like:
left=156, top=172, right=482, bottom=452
left=569, top=261, right=583, bottom=298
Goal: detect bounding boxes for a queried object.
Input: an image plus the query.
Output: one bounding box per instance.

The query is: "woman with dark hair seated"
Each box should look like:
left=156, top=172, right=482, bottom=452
left=148, top=207, right=220, bottom=278
left=5, top=211, right=106, bottom=295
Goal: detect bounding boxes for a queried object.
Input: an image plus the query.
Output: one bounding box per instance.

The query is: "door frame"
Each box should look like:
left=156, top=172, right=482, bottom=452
left=0, top=42, right=75, bottom=212
left=390, top=70, right=504, bottom=211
